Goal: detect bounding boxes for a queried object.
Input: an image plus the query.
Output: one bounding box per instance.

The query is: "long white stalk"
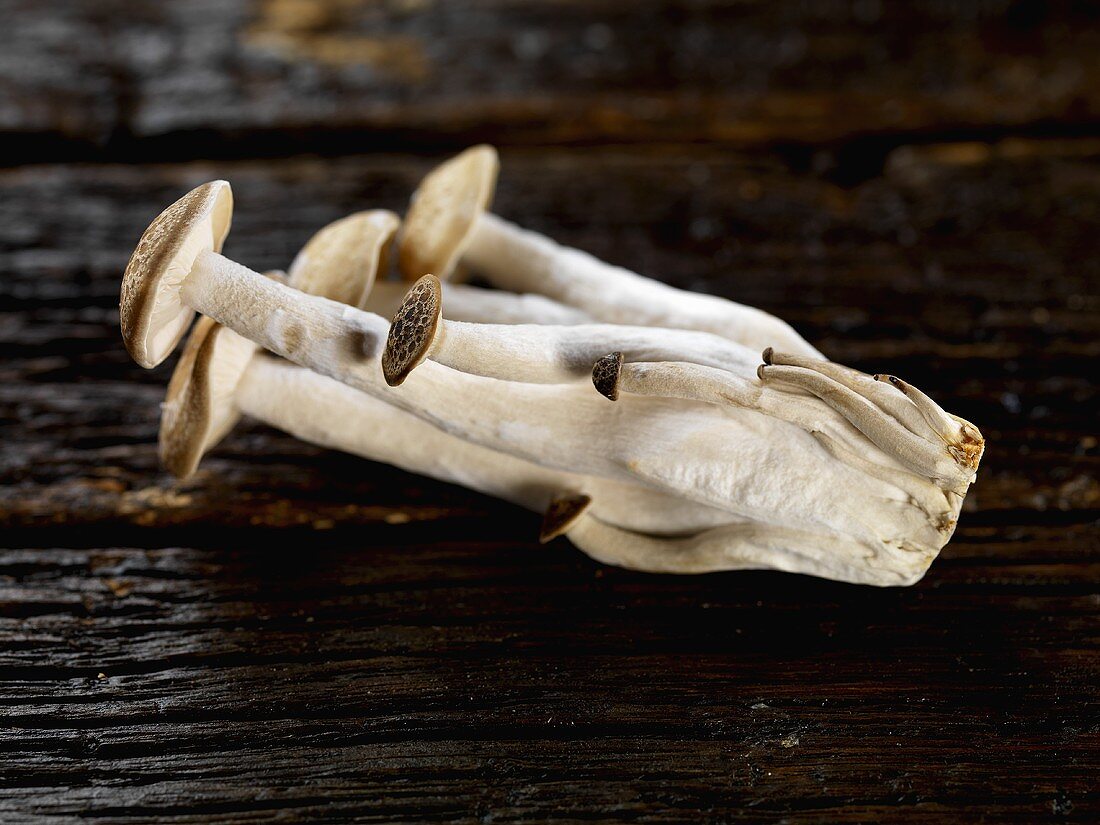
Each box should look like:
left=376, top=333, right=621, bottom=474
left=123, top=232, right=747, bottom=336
left=464, top=212, right=821, bottom=358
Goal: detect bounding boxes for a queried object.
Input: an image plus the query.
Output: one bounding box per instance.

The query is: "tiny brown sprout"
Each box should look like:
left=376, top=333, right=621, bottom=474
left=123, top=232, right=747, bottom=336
left=382, top=274, right=443, bottom=386
left=540, top=493, right=593, bottom=543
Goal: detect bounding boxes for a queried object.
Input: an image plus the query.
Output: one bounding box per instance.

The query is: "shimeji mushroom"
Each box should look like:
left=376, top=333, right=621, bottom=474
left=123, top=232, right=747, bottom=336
left=125, top=183, right=966, bottom=574
left=590, top=349, right=984, bottom=494
left=538, top=494, right=936, bottom=586
left=398, top=145, right=820, bottom=358
left=380, top=274, right=764, bottom=386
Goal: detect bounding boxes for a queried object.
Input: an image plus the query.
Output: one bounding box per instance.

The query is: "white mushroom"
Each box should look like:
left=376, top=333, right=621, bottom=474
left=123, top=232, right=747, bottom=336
left=120, top=181, right=398, bottom=373
left=539, top=494, right=937, bottom=587
left=380, top=274, right=762, bottom=386
left=158, top=204, right=399, bottom=476
left=399, top=146, right=820, bottom=358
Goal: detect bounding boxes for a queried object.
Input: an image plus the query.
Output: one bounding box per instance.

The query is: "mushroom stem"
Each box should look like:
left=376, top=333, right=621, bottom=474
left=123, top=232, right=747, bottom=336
left=365, top=280, right=591, bottom=326
left=233, top=356, right=734, bottom=535
left=539, top=494, right=936, bottom=586
left=179, top=249, right=392, bottom=376
left=381, top=275, right=761, bottom=387
left=181, top=270, right=951, bottom=548
left=463, top=212, right=821, bottom=358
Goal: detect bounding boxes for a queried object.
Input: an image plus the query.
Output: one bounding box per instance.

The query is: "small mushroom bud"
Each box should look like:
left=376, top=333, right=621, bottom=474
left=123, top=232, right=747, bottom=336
left=399, top=146, right=819, bottom=358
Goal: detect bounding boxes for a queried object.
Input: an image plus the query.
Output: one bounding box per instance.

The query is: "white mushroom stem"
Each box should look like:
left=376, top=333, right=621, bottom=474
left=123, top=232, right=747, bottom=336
left=178, top=250, right=393, bottom=375
left=545, top=497, right=933, bottom=587
left=463, top=212, right=821, bottom=358
left=365, top=280, right=591, bottom=326
left=381, top=275, right=761, bottom=386
left=418, top=317, right=762, bottom=384
left=234, top=356, right=734, bottom=535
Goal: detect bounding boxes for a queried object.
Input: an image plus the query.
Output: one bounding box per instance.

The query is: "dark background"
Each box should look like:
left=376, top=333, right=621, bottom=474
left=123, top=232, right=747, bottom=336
left=1, top=1, right=1097, bottom=821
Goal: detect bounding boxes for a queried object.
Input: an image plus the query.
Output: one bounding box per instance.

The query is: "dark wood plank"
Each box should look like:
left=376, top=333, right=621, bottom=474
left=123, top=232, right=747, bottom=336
left=4, top=0, right=1100, bottom=155
left=0, top=542, right=1097, bottom=822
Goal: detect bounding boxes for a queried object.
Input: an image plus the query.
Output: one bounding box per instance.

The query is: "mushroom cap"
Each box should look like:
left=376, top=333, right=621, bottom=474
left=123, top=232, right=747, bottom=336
left=592, top=352, right=625, bottom=401
left=398, top=145, right=499, bottom=281
left=381, top=274, right=443, bottom=387
left=121, top=180, right=233, bottom=368
left=159, top=314, right=258, bottom=479
left=288, top=210, right=400, bottom=306
left=539, top=493, right=593, bottom=543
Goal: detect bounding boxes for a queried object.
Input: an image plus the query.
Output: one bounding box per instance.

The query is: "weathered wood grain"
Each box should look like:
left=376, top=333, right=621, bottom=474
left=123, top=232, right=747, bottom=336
left=0, top=541, right=1097, bottom=822
left=3, top=0, right=1100, bottom=155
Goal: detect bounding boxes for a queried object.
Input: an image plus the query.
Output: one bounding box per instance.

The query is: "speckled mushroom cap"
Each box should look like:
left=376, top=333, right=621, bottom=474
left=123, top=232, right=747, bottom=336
left=539, top=493, right=593, bottom=543
left=381, top=274, right=443, bottom=387
left=592, top=352, right=625, bottom=401
left=288, top=210, right=400, bottom=306
left=159, top=314, right=258, bottom=479
left=398, top=145, right=499, bottom=281
left=120, top=181, right=233, bottom=368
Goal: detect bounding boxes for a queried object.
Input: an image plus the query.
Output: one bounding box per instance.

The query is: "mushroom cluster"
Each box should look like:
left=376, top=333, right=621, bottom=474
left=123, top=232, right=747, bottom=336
left=120, top=146, right=984, bottom=586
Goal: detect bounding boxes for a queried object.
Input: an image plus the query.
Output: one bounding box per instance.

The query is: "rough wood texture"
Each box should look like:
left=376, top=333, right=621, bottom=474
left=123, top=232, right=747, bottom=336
left=1, top=1, right=1098, bottom=822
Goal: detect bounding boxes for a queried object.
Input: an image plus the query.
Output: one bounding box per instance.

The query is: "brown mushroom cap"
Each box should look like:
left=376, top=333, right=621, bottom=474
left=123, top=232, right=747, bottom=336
left=591, top=352, right=625, bottom=401
left=539, top=493, right=593, bottom=543
left=120, top=180, right=233, bottom=368
left=398, top=145, right=499, bottom=281
left=381, top=274, right=443, bottom=387
left=159, top=314, right=258, bottom=479
left=288, top=210, right=400, bottom=306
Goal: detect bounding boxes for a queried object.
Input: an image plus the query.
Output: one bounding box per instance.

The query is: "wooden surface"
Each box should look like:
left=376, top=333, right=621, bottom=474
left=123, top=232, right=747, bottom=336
left=1, top=1, right=1098, bottom=822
